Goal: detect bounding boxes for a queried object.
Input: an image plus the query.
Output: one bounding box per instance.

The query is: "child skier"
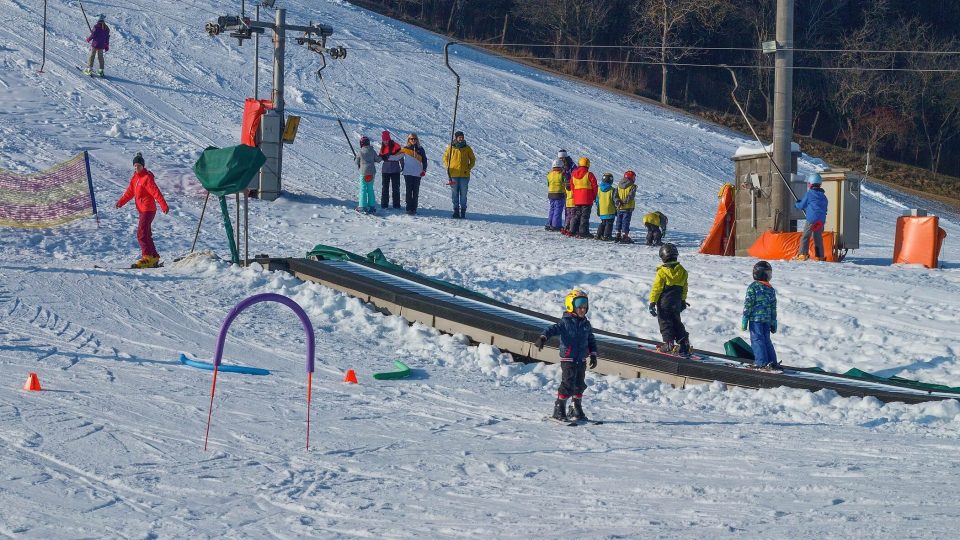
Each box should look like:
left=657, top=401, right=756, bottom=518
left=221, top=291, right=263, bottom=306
left=355, top=135, right=382, bottom=214
left=648, top=243, right=691, bottom=354
left=84, top=14, right=110, bottom=77
left=741, top=260, right=780, bottom=370
left=795, top=173, right=828, bottom=261
left=613, top=170, right=636, bottom=243
left=536, top=289, right=598, bottom=423
left=545, top=159, right=565, bottom=230
left=116, top=153, right=168, bottom=268
left=642, top=211, right=668, bottom=246
left=594, top=172, right=616, bottom=240
left=568, top=157, right=598, bottom=238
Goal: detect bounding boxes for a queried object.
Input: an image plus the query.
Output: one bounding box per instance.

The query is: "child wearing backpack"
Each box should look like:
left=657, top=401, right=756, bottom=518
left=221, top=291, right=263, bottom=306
left=648, top=243, right=691, bottom=355
left=355, top=136, right=382, bottom=214
left=545, top=159, right=566, bottom=230
left=536, top=289, right=598, bottom=423
left=741, top=260, right=780, bottom=370
left=613, top=170, right=637, bottom=243
left=594, top=172, right=616, bottom=240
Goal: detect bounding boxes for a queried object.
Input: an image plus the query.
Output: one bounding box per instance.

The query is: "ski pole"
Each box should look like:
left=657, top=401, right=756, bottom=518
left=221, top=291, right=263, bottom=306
left=78, top=1, right=92, bottom=33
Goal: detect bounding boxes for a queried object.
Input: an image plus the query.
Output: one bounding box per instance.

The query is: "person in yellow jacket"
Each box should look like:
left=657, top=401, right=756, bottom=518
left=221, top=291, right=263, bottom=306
left=442, top=131, right=476, bottom=218
left=594, top=173, right=617, bottom=240
left=613, top=170, right=637, bottom=243
left=642, top=210, right=668, bottom=246
left=545, top=159, right=566, bottom=230
left=648, top=243, right=691, bottom=355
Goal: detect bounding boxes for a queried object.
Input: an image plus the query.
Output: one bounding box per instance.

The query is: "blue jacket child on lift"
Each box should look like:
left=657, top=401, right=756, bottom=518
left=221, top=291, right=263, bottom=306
left=537, top=289, right=598, bottom=423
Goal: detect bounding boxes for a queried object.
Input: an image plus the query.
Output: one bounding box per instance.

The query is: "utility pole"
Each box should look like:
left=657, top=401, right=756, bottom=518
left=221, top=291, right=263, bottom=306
left=206, top=5, right=334, bottom=201
left=771, top=0, right=795, bottom=232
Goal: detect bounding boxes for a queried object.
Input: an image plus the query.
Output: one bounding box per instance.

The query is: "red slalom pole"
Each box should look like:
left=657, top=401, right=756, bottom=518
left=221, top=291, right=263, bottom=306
left=203, top=366, right=220, bottom=451
left=305, top=372, right=313, bottom=450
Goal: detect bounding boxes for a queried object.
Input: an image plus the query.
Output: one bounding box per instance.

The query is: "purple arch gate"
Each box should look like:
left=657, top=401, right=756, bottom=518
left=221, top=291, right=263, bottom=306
left=203, top=293, right=317, bottom=450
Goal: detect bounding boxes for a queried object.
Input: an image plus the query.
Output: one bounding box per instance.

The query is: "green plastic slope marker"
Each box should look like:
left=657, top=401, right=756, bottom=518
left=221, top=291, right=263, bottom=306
left=373, top=360, right=411, bottom=380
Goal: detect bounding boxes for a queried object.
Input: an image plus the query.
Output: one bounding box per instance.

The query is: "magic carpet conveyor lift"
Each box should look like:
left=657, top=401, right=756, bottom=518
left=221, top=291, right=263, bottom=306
left=254, top=256, right=960, bottom=405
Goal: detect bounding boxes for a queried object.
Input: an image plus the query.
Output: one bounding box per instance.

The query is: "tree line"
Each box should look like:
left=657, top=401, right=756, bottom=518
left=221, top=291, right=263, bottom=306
left=352, top=0, right=960, bottom=196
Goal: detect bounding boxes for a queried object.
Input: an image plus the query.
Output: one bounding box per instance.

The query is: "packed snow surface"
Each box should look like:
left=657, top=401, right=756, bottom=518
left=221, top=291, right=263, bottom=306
left=1, top=0, right=959, bottom=537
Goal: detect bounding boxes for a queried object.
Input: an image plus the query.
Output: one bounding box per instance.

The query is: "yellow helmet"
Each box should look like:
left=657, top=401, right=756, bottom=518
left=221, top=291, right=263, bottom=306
left=578, top=157, right=590, bottom=168
left=564, top=289, right=589, bottom=313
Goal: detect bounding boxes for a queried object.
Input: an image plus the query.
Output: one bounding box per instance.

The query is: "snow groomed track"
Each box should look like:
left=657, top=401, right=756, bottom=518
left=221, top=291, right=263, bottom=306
left=259, top=256, right=960, bottom=405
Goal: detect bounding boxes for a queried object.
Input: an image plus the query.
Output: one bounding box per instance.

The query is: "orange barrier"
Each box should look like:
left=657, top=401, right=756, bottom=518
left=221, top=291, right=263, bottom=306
left=893, top=216, right=947, bottom=268
left=747, top=230, right=837, bottom=262
left=699, top=183, right=736, bottom=255
left=240, top=98, right=274, bottom=146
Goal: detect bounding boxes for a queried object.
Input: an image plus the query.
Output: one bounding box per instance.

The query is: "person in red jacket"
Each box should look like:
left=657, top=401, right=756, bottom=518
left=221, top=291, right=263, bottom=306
left=568, top=157, right=598, bottom=238
left=116, top=153, right=168, bottom=268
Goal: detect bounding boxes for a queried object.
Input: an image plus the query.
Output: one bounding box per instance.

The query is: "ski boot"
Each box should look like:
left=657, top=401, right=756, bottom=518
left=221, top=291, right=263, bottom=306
left=83, top=68, right=93, bottom=76
left=97, top=68, right=104, bottom=77
left=620, top=234, right=634, bottom=244
left=655, top=341, right=676, bottom=354
left=614, top=233, right=622, bottom=243
left=551, top=398, right=568, bottom=422
left=452, top=207, right=460, bottom=219
left=567, top=398, right=588, bottom=422
left=676, top=337, right=692, bottom=357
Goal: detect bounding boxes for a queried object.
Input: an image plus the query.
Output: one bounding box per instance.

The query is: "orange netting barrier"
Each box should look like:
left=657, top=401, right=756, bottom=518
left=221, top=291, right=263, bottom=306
left=893, top=216, right=947, bottom=268
left=699, top=183, right=736, bottom=256
left=747, top=230, right=837, bottom=262
left=241, top=98, right=274, bottom=146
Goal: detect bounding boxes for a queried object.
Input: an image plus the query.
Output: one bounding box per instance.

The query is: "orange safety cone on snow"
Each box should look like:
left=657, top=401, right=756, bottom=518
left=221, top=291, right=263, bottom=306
left=343, top=369, right=358, bottom=384
left=23, top=372, right=42, bottom=391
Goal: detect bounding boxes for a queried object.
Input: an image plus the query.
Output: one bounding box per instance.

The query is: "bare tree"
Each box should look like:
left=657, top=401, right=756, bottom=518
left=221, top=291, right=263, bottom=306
left=513, top=0, right=612, bottom=73
left=631, top=0, right=729, bottom=105
left=849, top=107, right=909, bottom=173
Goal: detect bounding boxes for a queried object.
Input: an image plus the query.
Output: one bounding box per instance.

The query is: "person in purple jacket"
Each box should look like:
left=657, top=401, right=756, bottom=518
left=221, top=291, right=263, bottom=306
left=85, top=14, right=110, bottom=77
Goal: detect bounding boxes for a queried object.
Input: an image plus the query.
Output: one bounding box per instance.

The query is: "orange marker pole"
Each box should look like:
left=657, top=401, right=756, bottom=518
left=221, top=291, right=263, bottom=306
left=203, top=366, right=220, bottom=451
left=306, top=372, right=313, bottom=450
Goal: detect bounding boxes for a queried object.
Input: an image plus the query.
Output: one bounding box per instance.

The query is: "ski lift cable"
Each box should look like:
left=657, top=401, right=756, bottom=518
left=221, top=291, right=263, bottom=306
left=723, top=65, right=799, bottom=204
left=315, top=54, right=356, bottom=159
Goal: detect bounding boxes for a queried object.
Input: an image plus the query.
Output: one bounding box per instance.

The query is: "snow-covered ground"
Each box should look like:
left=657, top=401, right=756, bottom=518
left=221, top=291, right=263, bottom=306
left=1, top=0, right=959, bottom=536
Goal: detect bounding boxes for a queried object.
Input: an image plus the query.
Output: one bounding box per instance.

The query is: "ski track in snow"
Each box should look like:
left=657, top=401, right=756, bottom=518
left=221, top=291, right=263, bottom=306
left=2, top=0, right=960, bottom=537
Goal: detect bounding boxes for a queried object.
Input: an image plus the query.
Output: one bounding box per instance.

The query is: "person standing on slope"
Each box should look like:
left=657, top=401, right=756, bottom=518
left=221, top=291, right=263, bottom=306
left=613, top=170, right=637, bottom=243
left=741, top=261, right=780, bottom=371
left=378, top=131, right=403, bottom=209
left=116, top=153, right=168, bottom=268
left=399, top=132, right=427, bottom=215
left=355, top=136, right=382, bottom=214
left=648, top=243, right=691, bottom=355
left=794, top=173, right=828, bottom=261
left=568, top=157, right=598, bottom=238
left=545, top=158, right=566, bottom=231
left=84, top=14, right=110, bottom=77
left=536, top=290, right=598, bottom=423
left=442, top=130, right=476, bottom=219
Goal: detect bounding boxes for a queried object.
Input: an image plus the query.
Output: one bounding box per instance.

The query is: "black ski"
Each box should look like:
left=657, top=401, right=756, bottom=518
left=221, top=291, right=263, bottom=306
left=544, top=416, right=579, bottom=427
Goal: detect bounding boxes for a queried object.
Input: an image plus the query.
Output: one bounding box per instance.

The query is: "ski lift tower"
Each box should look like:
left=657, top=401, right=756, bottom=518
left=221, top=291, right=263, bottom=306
left=206, top=5, right=335, bottom=200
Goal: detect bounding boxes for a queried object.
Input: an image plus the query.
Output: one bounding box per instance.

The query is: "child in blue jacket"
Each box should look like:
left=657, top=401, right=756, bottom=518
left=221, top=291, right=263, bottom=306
left=741, top=261, right=780, bottom=370
left=537, top=289, right=598, bottom=422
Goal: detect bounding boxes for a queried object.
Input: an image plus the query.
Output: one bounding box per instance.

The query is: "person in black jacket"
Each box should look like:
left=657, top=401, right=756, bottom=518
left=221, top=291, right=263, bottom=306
left=537, top=289, right=598, bottom=422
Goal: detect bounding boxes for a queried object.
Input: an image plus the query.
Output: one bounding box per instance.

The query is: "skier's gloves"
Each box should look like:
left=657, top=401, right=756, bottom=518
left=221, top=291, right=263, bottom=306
left=536, top=335, right=546, bottom=351
left=648, top=303, right=657, bottom=317
left=589, top=354, right=597, bottom=369
left=741, top=317, right=748, bottom=331
left=771, top=321, right=778, bottom=334
left=681, top=301, right=690, bottom=312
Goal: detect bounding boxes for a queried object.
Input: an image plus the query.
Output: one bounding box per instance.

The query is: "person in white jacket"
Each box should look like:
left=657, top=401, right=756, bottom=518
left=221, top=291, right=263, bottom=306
left=399, top=132, right=428, bottom=215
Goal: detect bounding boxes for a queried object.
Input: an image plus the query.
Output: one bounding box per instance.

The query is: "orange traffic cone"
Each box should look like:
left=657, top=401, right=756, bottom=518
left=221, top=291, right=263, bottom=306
left=343, top=369, right=358, bottom=384
left=23, top=372, right=42, bottom=391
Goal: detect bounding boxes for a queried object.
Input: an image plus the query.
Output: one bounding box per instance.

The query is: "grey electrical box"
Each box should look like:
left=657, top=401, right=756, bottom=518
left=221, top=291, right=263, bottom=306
left=251, top=110, right=283, bottom=201
left=819, top=169, right=861, bottom=251
left=731, top=145, right=800, bottom=256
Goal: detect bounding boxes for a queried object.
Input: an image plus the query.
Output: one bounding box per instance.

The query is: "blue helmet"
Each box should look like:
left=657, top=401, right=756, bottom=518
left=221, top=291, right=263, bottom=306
left=807, top=173, right=822, bottom=185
